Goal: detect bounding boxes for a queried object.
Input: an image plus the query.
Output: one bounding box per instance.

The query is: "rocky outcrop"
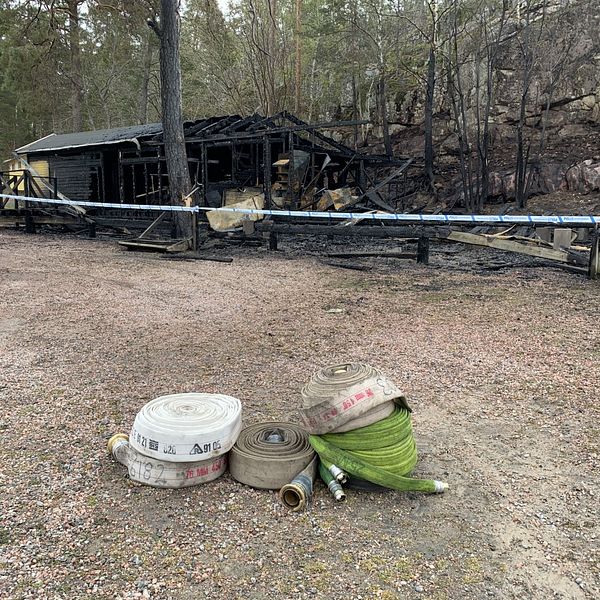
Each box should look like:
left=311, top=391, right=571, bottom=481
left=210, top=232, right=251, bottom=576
left=488, top=160, right=600, bottom=199
left=389, top=1, right=600, bottom=130
left=565, top=160, right=600, bottom=193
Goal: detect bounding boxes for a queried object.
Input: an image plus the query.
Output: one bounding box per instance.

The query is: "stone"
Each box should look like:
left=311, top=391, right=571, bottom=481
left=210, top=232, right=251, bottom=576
left=534, top=163, right=568, bottom=194
left=565, top=160, right=600, bottom=193
left=489, top=170, right=516, bottom=199
left=558, top=124, right=591, bottom=138
left=581, top=94, right=597, bottom=110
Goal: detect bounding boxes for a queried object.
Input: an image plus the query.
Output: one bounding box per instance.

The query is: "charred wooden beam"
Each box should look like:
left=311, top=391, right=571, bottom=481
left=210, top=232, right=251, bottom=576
left=417, top=236, right=430, bottom=264
left=326, top=251, right=416, bottom=259
left=256, top=221, right=444, bottom=239
left=279, top=111, right=361, bottom=155
left=589, top=227, right=599, bottom=280
left=144, top=119, right=372, bottom=146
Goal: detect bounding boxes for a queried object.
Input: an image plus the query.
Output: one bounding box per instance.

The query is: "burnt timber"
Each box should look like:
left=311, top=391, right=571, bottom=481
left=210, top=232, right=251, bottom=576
left=7, top=112, right=412, bottom=220
left=3, top=112, right=597, bottom=278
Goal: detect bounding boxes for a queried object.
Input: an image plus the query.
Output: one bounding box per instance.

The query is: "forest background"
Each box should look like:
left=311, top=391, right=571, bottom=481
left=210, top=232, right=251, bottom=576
left=1, top=1, right=599, bottom=209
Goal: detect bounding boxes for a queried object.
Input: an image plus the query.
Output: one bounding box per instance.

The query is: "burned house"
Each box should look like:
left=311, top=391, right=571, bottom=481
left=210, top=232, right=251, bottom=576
left=4, top=112, right=412, bottom=217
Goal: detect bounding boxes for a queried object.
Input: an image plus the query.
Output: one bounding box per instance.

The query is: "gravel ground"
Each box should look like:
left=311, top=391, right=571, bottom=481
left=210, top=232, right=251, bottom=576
left=0, top=229, right=598, bottom=600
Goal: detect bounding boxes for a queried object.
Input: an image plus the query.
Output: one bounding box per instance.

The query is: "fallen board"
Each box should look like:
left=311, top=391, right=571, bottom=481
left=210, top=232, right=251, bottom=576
left=445, top=231, right=589, bottom=266
left=118, top=239, right=190, bottom=253
left=589, top=230, right=600, bottom=279
left=160, top=253, right=233, bottom=263
left=326, top=251, right=416, bottom=259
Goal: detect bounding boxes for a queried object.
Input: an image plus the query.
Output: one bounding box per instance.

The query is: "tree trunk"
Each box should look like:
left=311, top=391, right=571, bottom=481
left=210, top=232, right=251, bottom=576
left=424, top=44, right=435, bottom=193
left=352, top=72, right=358, bottom=149
left=379, top=75, right=392, bottom=156
left=67, top=0, right=84, bottom=132
left=138, top=31, right=154, bottom=125
left=266, top=0, right=278, bottom=115
left=156, top=0, right=193, bottom=242
left=294, top=0, right=303, bottom=115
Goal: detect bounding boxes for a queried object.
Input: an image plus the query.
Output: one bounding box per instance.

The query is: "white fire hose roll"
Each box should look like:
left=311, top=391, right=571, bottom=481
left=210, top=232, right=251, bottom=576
left=300, top=363, right=409, bottom=435
left=129, top=393, right=242, bottom=463
left=108, top=434, right=226, bottom=488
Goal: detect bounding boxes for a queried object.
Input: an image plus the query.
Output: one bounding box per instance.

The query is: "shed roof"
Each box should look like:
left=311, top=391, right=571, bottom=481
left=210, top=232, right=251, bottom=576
left=15, top=123, right=163, bottom=154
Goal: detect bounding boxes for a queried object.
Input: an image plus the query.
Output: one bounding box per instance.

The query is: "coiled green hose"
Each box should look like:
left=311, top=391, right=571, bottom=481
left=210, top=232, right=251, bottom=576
left=309, top=406, right=448, bottom=494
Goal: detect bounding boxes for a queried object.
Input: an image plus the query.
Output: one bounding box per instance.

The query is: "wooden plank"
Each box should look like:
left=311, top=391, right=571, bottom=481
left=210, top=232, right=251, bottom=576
left=161, top=254, right=233, bottom=263
left=326, top=251, right=416, bottom=259
left=256, top=221, right=445, bottom=239
left=365, top=190, right=395, bottom=212
left=138, top=212, right=167, bottom=239
left=118, top=239, right=189, bottom=253
left=166, top=239, right=191, bottom=253
left=588, top=228, right=599, bottom=280
left=356, top=160, right=413, bottom=207
left=336, top=209, right=378, bottom=227
left=322, top=260, right=373, bottom=272
left=446, top=231, right=588, bottom=266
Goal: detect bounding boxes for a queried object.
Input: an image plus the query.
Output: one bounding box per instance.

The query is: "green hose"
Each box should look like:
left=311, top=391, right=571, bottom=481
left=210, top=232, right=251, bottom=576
left=309, top=406, right=447, bottom=494
left=318, top=461, right=335, bottom=485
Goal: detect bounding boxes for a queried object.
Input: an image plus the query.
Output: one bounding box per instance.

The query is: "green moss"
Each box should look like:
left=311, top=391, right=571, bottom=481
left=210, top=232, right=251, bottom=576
left=463, top=556, right=484, bottom=584
left=0, top=527, right=9, bottom=544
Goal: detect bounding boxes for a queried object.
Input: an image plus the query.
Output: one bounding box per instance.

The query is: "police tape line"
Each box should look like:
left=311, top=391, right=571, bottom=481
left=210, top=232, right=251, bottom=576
left=0, top=192, right=195, bottom=212
left=2, top=192, right=599, bottom=225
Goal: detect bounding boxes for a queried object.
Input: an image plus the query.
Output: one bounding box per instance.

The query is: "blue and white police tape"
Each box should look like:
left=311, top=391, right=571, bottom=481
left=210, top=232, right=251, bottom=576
left=0, top=192, right=195, bottom=212
left=2, top=192, right=599, bottom=226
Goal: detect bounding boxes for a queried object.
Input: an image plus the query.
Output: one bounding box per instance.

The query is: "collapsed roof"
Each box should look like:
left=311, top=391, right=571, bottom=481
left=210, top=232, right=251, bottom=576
left=15, top=112, right=404, bottom=165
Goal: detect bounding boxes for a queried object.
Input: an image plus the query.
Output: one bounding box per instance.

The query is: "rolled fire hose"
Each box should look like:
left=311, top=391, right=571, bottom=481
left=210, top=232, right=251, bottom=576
left=108, top=433, right=227, bottom=488
left=279, top=456, right=318, bottom=512
left=300, top=363, right=409, bottom=435
left=229, top=422, right=316, bottom=510
left=129, top=393, right=242, bottom=462
left=309, top=404, right=448, bottom=493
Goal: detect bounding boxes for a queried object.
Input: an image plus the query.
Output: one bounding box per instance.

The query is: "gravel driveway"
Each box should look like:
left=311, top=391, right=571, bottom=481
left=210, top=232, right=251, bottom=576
left=0, top=230, right=598, bottom=599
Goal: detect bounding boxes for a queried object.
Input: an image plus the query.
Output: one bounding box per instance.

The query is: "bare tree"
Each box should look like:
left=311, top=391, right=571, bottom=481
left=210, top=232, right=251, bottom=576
left=350, top=1, right=393, bottom=155
left=138, top=30, right=155, bottom=124
left=149, top=0, right=193, bottom=242
left=395, top=1, right=452, bottom=191
left=446, top=0, right=511, bottom=211
left=514, top=0, right=544, bottom=208
left=294, top=0, right=303, bottom=115
left=238, top=0, right=289, bottom=115
left=66, top=0, right=85, bottom=132
left=423, top=1, right=439, bottom=193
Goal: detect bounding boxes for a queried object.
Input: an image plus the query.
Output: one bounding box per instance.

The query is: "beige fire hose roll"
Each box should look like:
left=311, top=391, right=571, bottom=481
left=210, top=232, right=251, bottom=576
left=108, top=434, right=227, bottom=488
left=300, top=363, right=409, bottom=435
left=229, top=422, right=315, bottom=490
left=130, top=393, right=242, bottom=462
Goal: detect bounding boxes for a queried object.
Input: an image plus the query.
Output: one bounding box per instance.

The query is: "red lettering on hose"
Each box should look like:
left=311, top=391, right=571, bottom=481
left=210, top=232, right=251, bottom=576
left=339, top=387, right=375, bottom=413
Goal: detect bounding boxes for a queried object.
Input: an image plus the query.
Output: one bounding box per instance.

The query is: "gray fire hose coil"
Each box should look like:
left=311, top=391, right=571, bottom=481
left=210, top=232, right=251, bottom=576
left=108, top=434, right=227, bottom=488
left=300, top=363, right=409, bottom=434
left=130, top=393, right=242, bottom=462
left=279, top=456, right=318, bottom=512
left=229, top=422, right=315, bottom=489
